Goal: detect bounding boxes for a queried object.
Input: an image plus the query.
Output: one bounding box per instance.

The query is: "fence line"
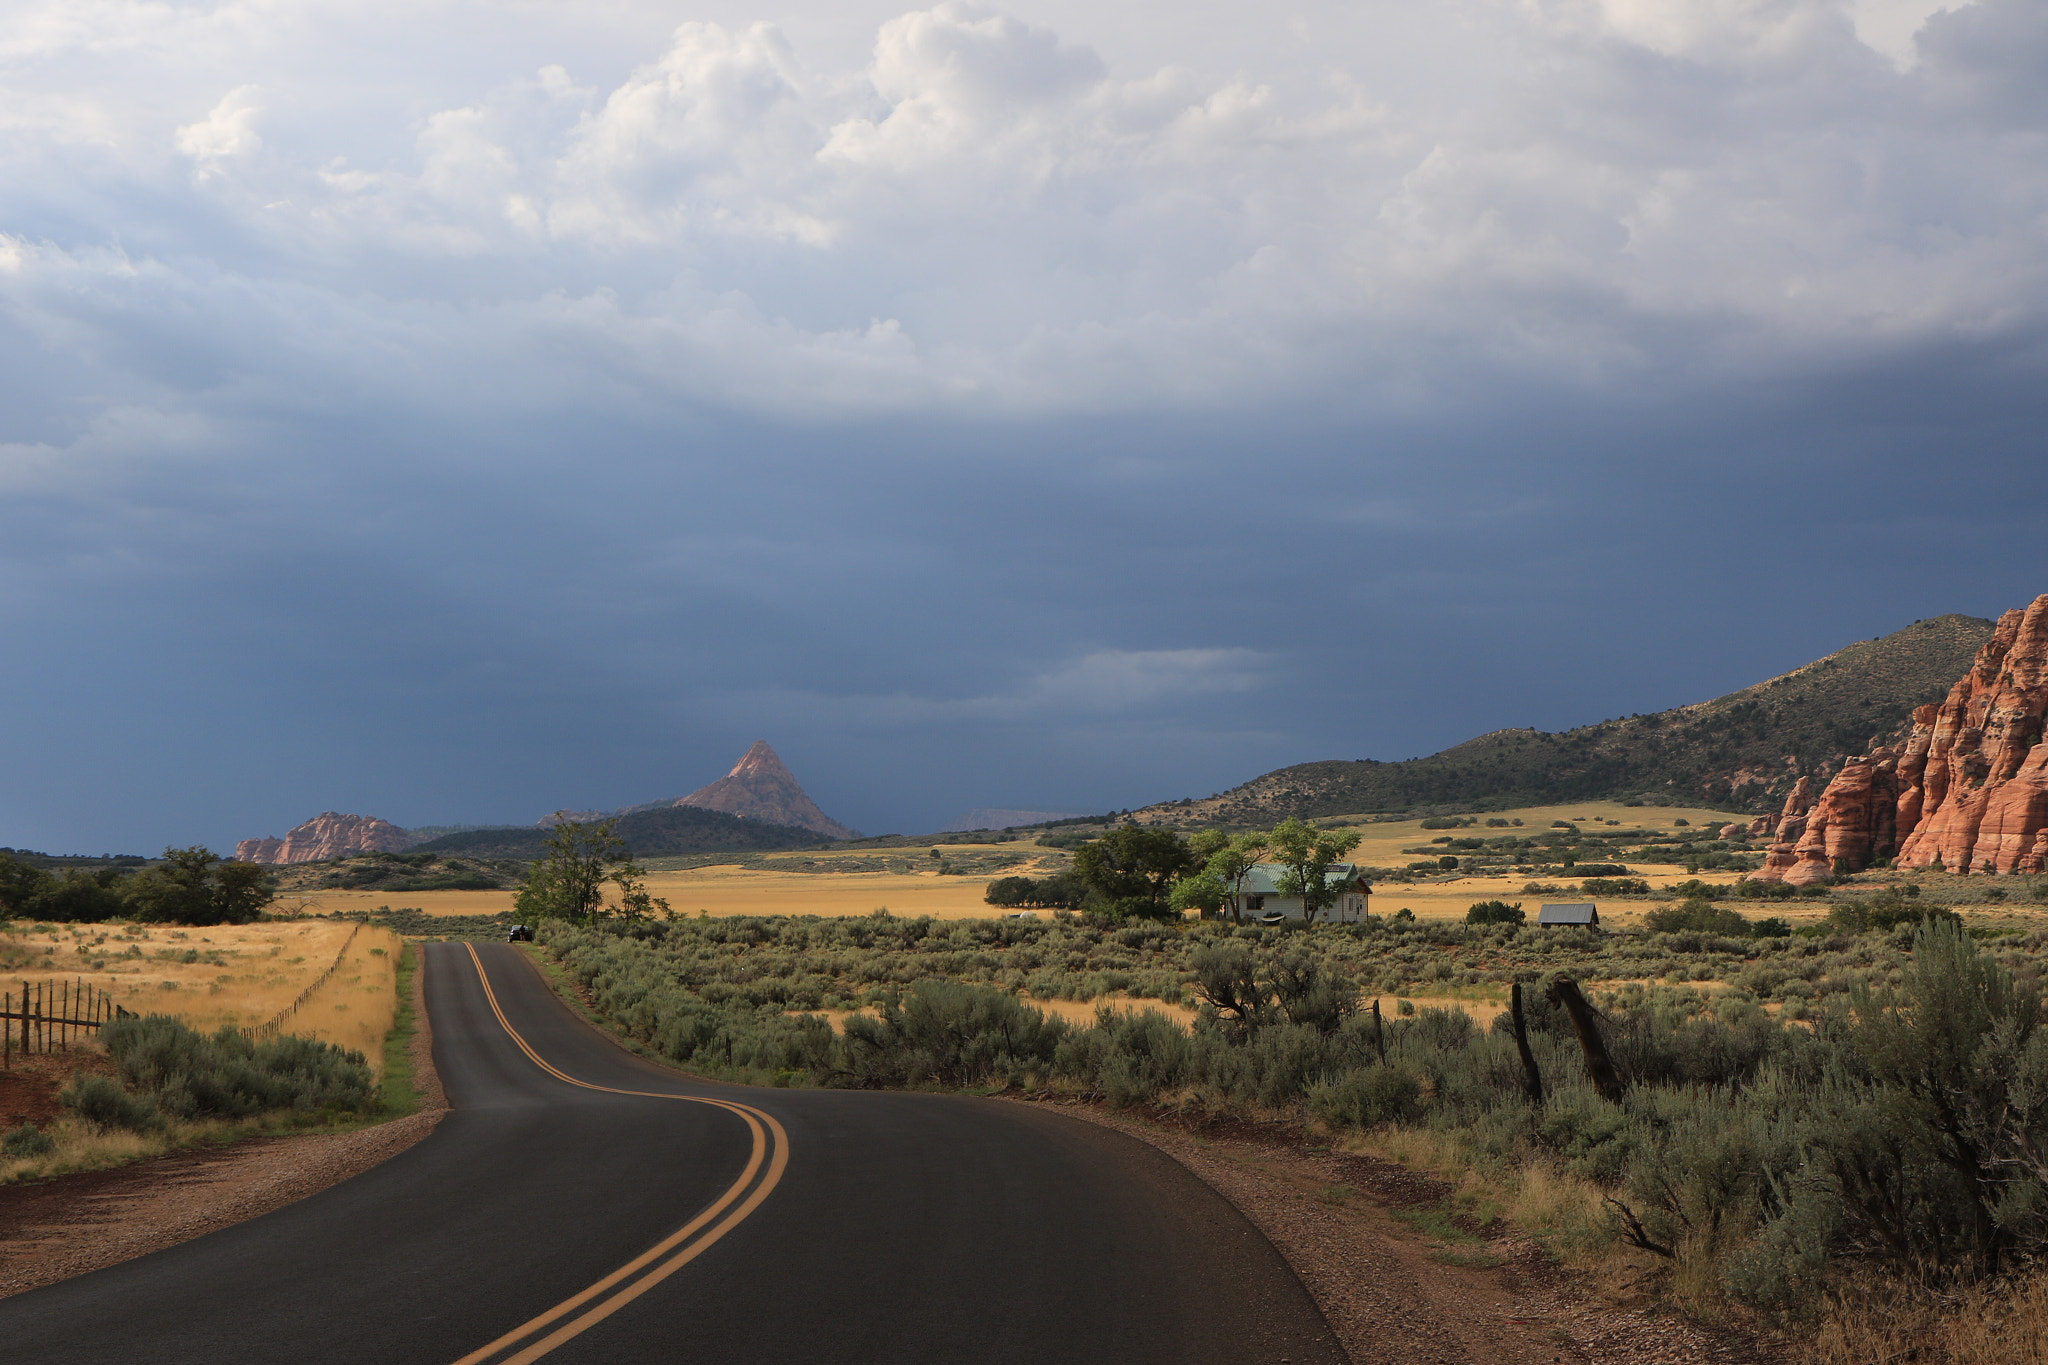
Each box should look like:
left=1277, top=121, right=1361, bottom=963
left=2, top=978, right=118, bottom=1066
left=247, top=922, right=363, bottom=1041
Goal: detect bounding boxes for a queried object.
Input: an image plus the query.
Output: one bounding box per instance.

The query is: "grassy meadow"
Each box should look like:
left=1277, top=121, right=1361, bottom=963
left=0, top=919, right=401, bottom=1075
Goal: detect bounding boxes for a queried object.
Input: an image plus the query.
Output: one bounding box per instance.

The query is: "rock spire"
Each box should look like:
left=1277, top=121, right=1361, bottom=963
left=677, top=741, right=858, bottom=841
left=235, top=812, right=412, bottom=864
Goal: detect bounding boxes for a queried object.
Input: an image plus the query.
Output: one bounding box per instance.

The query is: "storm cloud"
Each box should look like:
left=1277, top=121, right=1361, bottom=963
left=3, top=0, right=2045, bottom=850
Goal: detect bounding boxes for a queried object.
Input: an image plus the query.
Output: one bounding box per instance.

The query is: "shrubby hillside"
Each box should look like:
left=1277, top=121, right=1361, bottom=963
left=1152, top=614, right=1991, bottom=823
left=407, top=805, right=823, bottom=859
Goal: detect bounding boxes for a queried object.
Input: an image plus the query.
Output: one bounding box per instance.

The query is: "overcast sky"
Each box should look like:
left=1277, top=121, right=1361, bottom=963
left=4, top=0, right=2046, bottom=852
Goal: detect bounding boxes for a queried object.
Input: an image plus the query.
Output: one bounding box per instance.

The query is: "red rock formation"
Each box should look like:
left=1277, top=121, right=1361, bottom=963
left=235, top=812, right=413, bottom=864
left=677, top=742, right=858, bottom=841
left=1755, top=595, right=2048, bottom=880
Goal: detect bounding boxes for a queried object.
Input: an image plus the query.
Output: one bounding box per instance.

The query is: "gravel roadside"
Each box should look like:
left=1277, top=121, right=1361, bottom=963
left=1010, top=1096, right=1779, bottom=1365
left=0, top=951, right=447, bottom=1299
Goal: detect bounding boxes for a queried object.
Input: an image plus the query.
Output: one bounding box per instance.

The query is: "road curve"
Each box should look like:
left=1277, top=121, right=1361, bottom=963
left=0, top=942, right=1344, bottom=1364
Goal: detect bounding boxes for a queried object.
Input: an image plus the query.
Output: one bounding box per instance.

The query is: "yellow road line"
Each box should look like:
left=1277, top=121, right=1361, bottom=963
left=449, top=943, right=790, bottom=1365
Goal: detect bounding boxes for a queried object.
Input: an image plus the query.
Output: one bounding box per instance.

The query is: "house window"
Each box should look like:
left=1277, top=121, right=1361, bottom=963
left=1248, top=895, right=1265, bottom=911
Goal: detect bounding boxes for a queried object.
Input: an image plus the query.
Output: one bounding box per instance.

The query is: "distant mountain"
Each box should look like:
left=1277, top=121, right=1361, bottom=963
left=236, top=812, right=413, bottom=864
left=674, top=741, right=858, bottom=840
left=408, top=804, right=823, bottom=859
left=938, top=808, right=1092, bottom=833
left=1140, top=614, right=1995, bottom=825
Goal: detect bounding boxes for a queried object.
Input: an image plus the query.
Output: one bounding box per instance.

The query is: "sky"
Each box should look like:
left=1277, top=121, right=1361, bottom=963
left=3, top=0, right=2047, bottom=853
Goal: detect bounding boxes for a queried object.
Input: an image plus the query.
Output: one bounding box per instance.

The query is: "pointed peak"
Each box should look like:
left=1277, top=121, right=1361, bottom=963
left=731, top=740, right=788, bottom=778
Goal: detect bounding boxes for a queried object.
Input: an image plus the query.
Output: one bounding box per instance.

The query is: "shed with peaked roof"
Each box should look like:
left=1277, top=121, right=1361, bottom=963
left=1537, top=903, right=1600, bottom=926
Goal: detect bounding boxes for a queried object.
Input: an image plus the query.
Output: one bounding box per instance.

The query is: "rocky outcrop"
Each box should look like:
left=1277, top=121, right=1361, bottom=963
left=1756, top=595, right=2048, bottom=880
left=677, top=742, right=858, bottom=841
left=235, top=812, right=413, bottom=864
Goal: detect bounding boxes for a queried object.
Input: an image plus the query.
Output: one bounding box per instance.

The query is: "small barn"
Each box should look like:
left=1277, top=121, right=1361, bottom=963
left=1224, top=864, right=1373, bottom=923
left=1537, top=903, right=1600, bottom=927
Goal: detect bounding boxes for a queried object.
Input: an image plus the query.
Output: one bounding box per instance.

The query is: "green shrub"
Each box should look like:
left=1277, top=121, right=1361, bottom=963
left=1644, top=899, right=1752, bottom=936
left=1466, top=900, right=1525, bottom=925
left=1308, top=1064, right=1423, bottom=1127
left=1, top=1123, right=55, bottom=1157
left=61, top=1073, right=161, bottom=1133
left=100, top=1015, right=375, bottom=1117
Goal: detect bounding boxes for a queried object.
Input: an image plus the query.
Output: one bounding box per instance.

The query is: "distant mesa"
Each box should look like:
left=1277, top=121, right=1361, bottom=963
left=938, top=808, right=1091, bottom=834
left=235, top=812, right=411, bottom=865
left=673, top=741, right=859, bottom=841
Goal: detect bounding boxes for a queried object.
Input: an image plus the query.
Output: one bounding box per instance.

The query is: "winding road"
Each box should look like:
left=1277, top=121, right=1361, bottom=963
left=0, top=942, right=1343, bottom=1363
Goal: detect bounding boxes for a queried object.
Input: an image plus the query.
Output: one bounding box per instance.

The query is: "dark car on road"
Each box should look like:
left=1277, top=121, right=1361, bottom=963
left=506, top=924, right=534, bottom=942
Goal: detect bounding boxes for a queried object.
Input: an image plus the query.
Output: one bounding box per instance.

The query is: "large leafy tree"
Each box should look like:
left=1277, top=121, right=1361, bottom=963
left=1071, top=825, right=1196, bottom=919
left=515, top=815, right=670, bottom=924
left=1266, top=817, right=1361, bottom=922
left=1171, top=830, right=1270, bottom=922
left=123, top=847, right=273, bottom=925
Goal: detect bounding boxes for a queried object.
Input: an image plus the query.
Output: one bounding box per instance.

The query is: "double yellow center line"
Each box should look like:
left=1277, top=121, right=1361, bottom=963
left=450, top=943, right=790, bottom=1365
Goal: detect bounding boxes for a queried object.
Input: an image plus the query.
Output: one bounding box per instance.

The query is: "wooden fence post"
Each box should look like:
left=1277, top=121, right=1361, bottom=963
left=1546, top=978, right=1623, bottom=1103
left=1510, top=981, right=1544, bottom=1105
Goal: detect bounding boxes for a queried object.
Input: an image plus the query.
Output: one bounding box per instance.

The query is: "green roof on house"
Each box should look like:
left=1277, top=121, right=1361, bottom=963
left=1236, top=863, right=1369, bottom=895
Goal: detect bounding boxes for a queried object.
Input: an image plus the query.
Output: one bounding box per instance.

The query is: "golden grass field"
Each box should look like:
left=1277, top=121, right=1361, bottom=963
left=264, top=798, right=2004, bottom=929
left=0, top=920, right=402, bottom=1073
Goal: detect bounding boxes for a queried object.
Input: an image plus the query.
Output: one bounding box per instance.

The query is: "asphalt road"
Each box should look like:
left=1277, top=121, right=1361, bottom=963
left=0, top=941, right=1344, bottom=1364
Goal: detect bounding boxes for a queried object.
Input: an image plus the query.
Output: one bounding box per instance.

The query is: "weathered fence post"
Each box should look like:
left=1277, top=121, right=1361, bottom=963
left=1370, top=998, right=1387, bottom=1064
left=1510, top=981, right=1544, bottom=1105
left=1546, top=978, right=1623, bottom=1103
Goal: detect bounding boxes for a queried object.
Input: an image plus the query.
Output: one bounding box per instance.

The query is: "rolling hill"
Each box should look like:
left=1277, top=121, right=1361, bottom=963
left=1141, top=613, right=1995, bottom=825
left=407, top=805, right=824, bottom=860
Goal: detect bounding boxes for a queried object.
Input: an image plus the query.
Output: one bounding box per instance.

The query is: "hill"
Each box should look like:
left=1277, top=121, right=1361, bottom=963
left=1143, top=614, right=1994, bottom=825
left=407, top=804, right=824, bottom=860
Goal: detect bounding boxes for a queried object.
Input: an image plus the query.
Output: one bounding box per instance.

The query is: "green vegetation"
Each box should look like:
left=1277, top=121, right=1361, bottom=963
left=65, top=1014, right=376, bottom=1132
left=539, top=909, right=2048, bottom=1326
left=410, top=804, right=824, bottom=859
left=0, top=846, right=274, bottom=925
left=1465, top=900, right=1524, bottom=925
left=378, top=942, right=426, bottom=1117
left=514, top=816, right=669, bottom=924
left=270, top=851, right=518, bottom=893
left=1178, top=614, right=1991, bottom=821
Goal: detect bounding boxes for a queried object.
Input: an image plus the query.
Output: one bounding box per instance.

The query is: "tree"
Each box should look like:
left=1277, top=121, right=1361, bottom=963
left=1266, top=817, right=1361, bottom=923
left=123, top=847, right=273, bottom=925
left=1071, top=826, right=1196, bottom=919
left=514, top=815, right=666, bottom=923
left=1465, top=900, right=1525, bottom=925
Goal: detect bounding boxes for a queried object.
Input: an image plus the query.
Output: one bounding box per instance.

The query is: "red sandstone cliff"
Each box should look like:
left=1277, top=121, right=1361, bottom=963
left=235, top=812, right=413, bottom=864
left=1758, top=595, right=2048, bottom=883
left=677, top=741, right=858, bottom=841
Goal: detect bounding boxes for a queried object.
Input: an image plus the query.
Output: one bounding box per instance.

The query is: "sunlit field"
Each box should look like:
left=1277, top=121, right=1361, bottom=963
left=0, top=920, right=401, bottom=1073
left=286, top=868, right=1014, bottom=921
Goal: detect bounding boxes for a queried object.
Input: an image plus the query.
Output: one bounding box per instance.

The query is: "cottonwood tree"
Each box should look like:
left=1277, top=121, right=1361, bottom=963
left=1266, top=817, right=1361, bottom=922
left=516, top=815, right=669, bottom=923
left=1071, top=825, right=1195, bottom=919
left=1171, top=830, right=1271, bottom=922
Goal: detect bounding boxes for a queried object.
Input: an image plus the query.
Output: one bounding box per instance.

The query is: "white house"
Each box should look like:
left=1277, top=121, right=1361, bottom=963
left=1222, top=864, right=1373, bottom=923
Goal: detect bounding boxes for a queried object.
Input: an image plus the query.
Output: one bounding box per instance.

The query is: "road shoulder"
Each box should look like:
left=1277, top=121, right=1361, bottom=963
left=0, top=945, right=447, bottom=1299
left=1007, top=1097, right=1773, bottom=1365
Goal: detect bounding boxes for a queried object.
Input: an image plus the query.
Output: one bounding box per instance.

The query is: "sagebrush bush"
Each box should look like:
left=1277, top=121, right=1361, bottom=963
left=61, top=1072, right=162, bottom=1133
left=100, top=1015, right=376, bottom=1118
left=540, top=911, right=2048, bottom=1318
left=1, top=1122, right=56, bottom=1156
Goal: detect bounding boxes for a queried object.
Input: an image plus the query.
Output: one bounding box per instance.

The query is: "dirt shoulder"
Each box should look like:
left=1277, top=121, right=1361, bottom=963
left=1011, top=1097, right=1777, bottom=1365
left=0, top=950, right=446, bottom=1299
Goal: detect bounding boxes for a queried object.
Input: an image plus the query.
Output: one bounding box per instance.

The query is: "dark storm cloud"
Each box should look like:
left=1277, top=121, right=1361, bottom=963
left=3, top=0, right=2046, bottom=849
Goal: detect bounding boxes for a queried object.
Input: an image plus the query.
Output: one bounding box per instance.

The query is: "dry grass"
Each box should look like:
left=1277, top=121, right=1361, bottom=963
left=1810, top=1273, right=2048, bottom=1365
left=0, top=920, right=401, bottom=1075
left=286, top=869, right=1016, bottom=921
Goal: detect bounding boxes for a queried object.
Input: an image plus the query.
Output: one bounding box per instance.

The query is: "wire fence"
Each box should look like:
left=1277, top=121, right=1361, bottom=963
left=246, top=922, right=363, bottom=1041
